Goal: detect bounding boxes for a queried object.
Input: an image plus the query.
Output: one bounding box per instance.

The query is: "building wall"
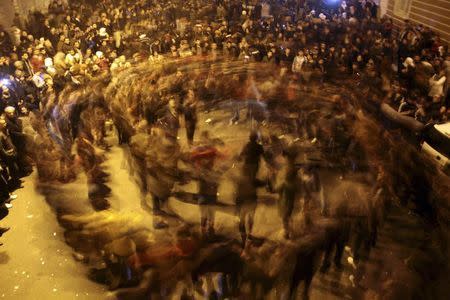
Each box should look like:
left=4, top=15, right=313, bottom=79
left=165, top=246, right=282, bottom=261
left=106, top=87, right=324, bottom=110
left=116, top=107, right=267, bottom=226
left=16, top=0, right=54, bottom=14
left=379, top=0, right=389, bottom=16
left=0, top=0, right=16, bottom=28
left=386, top=0, right=450, bottom=43
left=0, top=0, right=54, bottom=28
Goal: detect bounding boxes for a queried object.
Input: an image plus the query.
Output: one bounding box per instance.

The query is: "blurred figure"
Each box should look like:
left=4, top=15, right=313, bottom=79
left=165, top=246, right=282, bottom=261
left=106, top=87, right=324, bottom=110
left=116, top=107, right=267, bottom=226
left=0, top=220, right=9, bottom=246
left=160, top=97, right=180, bottom=141
left=145, top=128, right=180, bottom=229
left=276, top=147, right=300, bottom=239
left=190, top=131, right=221, bottom=238
left=288, top=236, right=323, bottom=300
left=183, top=88, right=198, bottom=146
left=320, top=203, right=351, bottom=272
left=236, top=131, right=268, bottom=245
left=235, top=172, right=257, bottom=246
left=75, top=133, right=110, bottom=211
left=239, top=131, right=266, bottom=183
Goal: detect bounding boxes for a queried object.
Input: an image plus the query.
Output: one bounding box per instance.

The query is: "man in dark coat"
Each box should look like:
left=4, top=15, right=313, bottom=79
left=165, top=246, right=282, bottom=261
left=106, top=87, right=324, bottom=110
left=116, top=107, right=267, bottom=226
left=4, top=106, right=30, bottom=175
left=0, top=117, right=21, bottom=189
left=183, top=89, right=198, bottom=146
left=159, top=97, right=180, bottom=141
left=236, top=131, right=268, bottom=245
left=239, top=131, right=266, bottom=182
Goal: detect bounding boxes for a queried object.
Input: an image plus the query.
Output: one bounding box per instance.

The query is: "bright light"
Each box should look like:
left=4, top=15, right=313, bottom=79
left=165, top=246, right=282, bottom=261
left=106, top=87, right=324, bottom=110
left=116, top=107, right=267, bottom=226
left=0, top=79, right=10, bottom=86
left=324, top=0, right=341, bottom=5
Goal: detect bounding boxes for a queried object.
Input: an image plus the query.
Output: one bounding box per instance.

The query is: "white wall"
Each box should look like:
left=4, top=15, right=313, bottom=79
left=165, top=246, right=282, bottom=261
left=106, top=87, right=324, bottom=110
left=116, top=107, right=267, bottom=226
left=379, top=0, right=389, bottom=16
left=15, top=0, right=52, bottom=14
left=0, top=0, right=55, bottom=28
left=0, top=0, right=15, bottom=28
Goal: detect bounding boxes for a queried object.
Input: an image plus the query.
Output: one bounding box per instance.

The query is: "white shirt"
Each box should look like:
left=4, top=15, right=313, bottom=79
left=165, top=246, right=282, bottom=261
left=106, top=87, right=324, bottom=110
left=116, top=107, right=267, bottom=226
left=292, top=55, right=306, bottom=73
left=429, top=75, right=446, bottom=97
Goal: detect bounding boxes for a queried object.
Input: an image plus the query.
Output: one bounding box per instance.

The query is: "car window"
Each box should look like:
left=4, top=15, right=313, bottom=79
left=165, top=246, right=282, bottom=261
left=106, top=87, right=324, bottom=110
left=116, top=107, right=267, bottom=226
left=423, top=127, right=450, bottom=158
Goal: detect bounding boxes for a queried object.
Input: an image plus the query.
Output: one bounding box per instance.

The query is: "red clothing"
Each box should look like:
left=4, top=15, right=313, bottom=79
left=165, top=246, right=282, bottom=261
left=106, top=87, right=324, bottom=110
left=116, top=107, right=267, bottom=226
left=191, top=145, right=218, bottom=166
left=128, top=239, right=199, bottom=269
left=97, top=58, right=109, bottom=71
left=287, top=81, right=297, bottom=101
left=30, top=55, right=44, bottom=73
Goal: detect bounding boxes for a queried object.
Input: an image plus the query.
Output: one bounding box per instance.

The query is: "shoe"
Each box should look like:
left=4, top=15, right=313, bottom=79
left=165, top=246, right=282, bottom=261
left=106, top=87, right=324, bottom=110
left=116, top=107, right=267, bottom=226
left=5, top=203, right=12, bottom=209
left=0, top=227, right=9, bottom=236
left=8, top=194, right=17, bottom=201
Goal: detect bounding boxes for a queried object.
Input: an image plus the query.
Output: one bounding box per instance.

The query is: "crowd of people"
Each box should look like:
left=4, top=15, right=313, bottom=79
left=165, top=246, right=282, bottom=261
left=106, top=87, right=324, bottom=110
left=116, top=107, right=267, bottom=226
left=0, top=0, right=448, bottom=114
left=0, top=106, right=29, bottom=245
left=0, top=0, right=448, bottom=298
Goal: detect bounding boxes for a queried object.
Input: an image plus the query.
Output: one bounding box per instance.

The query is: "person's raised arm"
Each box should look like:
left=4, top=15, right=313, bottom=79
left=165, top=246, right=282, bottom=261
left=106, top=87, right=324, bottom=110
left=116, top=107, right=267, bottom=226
left=436, top=75, right=446, bottom=85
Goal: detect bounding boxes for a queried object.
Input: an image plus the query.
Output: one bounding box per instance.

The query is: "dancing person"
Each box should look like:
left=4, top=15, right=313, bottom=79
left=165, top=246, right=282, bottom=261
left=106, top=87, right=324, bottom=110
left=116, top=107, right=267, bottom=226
left=239, top=131, right=266, bottom=183
left=320, top=203, right=351, bottom=273
left=235, top=131, right=270, bottom=245
left=145, top=128, right=180, bottom=229
left=276, top=147, right=300, bottom=239
left=160, top=97, right=180, bottom=141
left=235, top=172, right=258, bottom=247
left=190, top=132, right=221, bottom=238
left=287, top=236, right=323, bottom=300
left=183, top=88, right=198, bottom=146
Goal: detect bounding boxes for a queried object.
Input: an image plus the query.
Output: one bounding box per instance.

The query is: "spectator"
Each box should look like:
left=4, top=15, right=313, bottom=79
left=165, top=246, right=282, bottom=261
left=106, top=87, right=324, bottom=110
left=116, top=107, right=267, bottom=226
left=429, top=69, right=447, bottom=102
left=0, top=116, right=21, bottom=190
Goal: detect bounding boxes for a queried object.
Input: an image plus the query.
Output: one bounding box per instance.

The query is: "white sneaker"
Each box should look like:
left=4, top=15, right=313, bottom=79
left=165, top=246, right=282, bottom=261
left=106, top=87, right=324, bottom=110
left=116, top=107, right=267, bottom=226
left=8, top=194, right=17, bottom=200
left=5, top=203, right=12, bottom=209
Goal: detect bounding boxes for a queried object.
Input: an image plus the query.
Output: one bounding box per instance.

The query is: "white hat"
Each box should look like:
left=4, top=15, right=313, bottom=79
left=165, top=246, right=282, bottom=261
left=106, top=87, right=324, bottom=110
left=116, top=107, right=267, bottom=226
left=44, top=57, right=53, bottom=67
left=99, top=27, right=108, bottom=37
left=4, top=106, right=15, bottom=113
left=403, top=57, right=415, bottom=68
left=95, top=51, right=104, bottom=58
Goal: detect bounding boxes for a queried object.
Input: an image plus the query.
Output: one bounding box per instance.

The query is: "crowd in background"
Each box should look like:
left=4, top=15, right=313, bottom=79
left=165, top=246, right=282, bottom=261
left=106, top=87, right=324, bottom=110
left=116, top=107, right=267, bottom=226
left=0, top=0, right=448, bottom=112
